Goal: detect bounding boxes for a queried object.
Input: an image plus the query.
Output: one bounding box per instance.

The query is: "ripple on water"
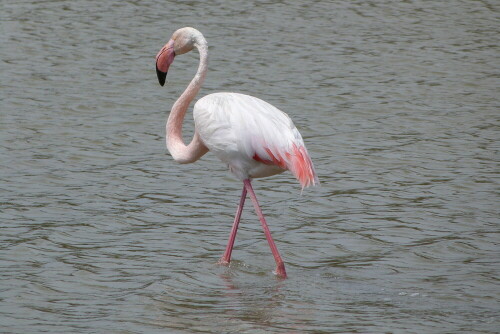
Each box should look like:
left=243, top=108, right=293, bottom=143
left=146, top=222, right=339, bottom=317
left=1, top=0, right=499, bottom=333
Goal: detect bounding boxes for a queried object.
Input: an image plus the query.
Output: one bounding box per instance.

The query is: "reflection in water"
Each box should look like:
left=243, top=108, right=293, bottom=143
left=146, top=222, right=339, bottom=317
left=1, top=0, right=498, bottom=333
left=152, top=269, right=288, bottom=332
left=219, top=272, right=286, bottom=327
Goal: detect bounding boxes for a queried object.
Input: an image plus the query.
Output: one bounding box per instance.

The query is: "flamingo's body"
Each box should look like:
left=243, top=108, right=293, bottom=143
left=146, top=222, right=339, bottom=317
left=156, top=27, right=318, bottom=278
left=194, top=92, right=317, bottom=185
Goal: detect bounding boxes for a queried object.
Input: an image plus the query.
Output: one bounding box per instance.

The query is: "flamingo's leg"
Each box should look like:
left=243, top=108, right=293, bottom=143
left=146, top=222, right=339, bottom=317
left=243, top=179, right=287, bottom=278
left=219, top=186, right=247, bottom=265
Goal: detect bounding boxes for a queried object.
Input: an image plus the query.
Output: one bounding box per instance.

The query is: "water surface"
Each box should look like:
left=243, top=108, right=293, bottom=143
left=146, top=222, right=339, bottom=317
left=1, top=0, right=498, bottom=333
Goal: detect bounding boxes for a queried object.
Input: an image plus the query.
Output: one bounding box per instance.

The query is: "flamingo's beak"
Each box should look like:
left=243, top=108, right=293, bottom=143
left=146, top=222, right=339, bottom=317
left=155, top=39, right=175, bottom=86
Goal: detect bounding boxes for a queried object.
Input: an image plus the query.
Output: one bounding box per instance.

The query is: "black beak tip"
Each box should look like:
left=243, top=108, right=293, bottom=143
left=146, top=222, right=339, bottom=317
left=156, top=66, right=167, bottom=87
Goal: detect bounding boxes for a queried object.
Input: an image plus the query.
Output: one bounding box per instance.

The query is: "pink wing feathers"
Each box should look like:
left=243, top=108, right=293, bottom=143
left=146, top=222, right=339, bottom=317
left=193, top=93, right=319, bottom=188
left=253, top=143, right=318, bottom=189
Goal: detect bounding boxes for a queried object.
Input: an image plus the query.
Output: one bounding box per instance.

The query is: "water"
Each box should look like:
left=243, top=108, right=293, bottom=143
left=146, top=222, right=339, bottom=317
left=1, top=0, right=498, bottom=333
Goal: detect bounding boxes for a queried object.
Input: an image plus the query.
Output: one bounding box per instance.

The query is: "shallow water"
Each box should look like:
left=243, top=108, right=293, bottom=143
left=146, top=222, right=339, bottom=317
left=1, top=0, right=499, bottom=333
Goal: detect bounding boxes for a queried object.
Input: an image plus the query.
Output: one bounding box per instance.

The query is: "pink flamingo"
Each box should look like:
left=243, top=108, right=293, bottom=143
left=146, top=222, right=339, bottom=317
left=156, top=27, right=318, bottom=278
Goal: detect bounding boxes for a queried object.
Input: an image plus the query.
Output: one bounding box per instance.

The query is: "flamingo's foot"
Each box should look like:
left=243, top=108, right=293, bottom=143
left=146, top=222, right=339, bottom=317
left=273, top=262, right=287, bottom=279
left=217, top=257, right=230, bottom=266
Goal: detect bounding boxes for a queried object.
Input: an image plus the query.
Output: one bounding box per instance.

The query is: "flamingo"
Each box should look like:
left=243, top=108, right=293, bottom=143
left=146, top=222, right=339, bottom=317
left=155, top=27, right=318, bottom=278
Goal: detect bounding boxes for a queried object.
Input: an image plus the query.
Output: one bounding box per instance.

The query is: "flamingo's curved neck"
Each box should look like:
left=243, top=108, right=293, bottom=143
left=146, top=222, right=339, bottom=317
left=166, top=36, right=209, bottom=164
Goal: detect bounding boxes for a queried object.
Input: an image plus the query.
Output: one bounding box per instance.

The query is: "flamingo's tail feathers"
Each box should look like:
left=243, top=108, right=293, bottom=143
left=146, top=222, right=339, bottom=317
left=257, top=144, right=319, bottom=190
left=287, top=144, right=319, bottom=190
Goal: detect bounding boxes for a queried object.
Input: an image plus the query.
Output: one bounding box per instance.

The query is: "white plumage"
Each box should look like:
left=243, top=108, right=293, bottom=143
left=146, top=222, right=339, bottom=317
left=194, top=92, right=317, bottom=186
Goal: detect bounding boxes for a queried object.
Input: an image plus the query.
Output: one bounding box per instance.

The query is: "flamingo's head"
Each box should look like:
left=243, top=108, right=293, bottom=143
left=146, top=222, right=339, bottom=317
left=156, top=27, right=203, bottom=86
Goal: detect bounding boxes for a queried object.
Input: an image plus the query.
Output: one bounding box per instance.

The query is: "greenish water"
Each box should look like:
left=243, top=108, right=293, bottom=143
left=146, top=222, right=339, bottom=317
left=1, top=1, right=498, bottom=333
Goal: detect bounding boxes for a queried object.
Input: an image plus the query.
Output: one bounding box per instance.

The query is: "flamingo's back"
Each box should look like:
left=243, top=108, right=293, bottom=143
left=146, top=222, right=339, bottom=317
left=193, top=92, right=318, bottom=188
